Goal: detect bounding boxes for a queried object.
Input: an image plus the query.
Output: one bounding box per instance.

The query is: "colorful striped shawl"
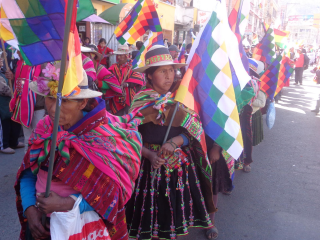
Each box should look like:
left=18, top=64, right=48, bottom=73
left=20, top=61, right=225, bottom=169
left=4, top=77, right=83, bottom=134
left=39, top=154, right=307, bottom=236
left=27, top=98, right=142, bottom=202
left=108, top=62, right=145, bottom=114
left=9, top=60, right=41, bottom=128
left=82, top=54, right=97, bottom=81
left=130, top=84, right=211, bottom=178
left=96, top=64, right=122, bottom=98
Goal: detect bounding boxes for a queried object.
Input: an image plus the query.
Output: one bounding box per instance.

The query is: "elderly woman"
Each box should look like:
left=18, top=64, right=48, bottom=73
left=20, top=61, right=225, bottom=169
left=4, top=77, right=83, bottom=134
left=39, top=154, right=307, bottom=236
left=14, top=62, right=143, bottom=240
left=125, top=45, right=216, bottom=240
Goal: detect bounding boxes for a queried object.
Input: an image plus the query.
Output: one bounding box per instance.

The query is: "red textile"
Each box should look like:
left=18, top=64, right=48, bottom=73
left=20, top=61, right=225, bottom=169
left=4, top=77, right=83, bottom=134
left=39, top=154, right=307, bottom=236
left=108, top=62, right=145, bottom=114
left=9, top=60, right=41, bottom=127
left=98, top=45, right=114, bottom=65
left=295, top=54, right=304, bottom=68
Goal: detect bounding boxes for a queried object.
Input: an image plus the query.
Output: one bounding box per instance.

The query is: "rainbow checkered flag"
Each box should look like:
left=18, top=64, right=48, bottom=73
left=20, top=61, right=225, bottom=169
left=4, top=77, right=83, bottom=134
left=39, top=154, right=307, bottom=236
left=178, top=41, right=186, bottom=64
left=114, top=0, right=162, bottom=45
left=252, top=28, right=276, bottom=65
left=0, top=0, right=83, bottom=96
left=275, top=55, right=294, bottom=96
left=260, top=54, right=282, bottom=99
left=175, top=0, right=251, bottom=159
left=228, top=0, right=250, bottom=37
left=132, top=31, right=164, bottom=69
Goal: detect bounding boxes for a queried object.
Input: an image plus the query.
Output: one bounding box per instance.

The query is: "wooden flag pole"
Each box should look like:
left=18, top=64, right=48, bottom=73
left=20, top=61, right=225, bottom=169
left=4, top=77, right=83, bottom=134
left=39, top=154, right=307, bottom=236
left=42, top=0, right=75, bottom=225
left=1, top=39, right=14, bottom=97
left=151, top=102, right=180, bottom=184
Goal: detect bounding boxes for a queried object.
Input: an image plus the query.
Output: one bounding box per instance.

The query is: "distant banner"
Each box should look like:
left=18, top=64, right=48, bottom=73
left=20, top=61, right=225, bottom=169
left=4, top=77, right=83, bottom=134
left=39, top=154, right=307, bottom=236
left=313, top=13, right=320, bottom=29
left=288, top=15, right=314, bottom=26
left=288, top=15, right=314, bottom=22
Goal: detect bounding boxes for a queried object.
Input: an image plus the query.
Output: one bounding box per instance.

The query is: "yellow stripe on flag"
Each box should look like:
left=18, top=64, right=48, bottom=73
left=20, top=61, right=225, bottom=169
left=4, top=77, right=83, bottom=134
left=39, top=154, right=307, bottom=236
left=175, top=68, right=195, bottom=110
left=63, top=32, right=83, bottom=96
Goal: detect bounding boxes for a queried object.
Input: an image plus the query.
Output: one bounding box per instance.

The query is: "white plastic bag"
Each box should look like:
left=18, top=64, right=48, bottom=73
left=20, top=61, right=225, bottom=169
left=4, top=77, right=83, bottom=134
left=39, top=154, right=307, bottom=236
left=50, top=195, right=110, bottom=240
left=266, top=102, right=276, bottom=129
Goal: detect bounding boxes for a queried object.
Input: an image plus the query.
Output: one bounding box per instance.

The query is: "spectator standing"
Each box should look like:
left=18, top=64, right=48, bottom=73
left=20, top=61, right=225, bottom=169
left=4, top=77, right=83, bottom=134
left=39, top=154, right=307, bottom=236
left=97, top=38, right=114, bottom=69
left=294, top=49, right=305, bottom=85
left=131, top=41, right=143, bottom=60
left=0, top=58, right=24, bottom=154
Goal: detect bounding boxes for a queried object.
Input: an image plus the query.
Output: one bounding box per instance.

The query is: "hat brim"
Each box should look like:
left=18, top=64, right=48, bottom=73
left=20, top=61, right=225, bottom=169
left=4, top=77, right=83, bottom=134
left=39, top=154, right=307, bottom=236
left=81, top=49, right=103, bottom=61
left=29, top=82, right=102, bottom=99
left=133, top=61, right=187, bottom=73
left=113, top=50, right=132, bottom=55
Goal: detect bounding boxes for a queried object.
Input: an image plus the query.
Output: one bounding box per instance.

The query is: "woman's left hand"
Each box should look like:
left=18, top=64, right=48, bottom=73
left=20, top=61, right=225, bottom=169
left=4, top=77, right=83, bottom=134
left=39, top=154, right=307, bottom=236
left=36, top=191, right=75, bottom=214
left=158, top=142, right=175, bottom=157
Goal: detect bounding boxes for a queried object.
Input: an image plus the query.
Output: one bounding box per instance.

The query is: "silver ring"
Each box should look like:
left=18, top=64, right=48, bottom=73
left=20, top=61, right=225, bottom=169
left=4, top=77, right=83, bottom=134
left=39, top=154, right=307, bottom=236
left=36, top=202, right=40, bottom=207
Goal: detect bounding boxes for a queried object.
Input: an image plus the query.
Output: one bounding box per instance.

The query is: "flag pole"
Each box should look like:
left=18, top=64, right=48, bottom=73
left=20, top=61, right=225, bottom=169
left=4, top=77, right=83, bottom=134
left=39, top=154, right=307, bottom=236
left=1, top=39, right=13, bottom=97
left=42, top=0, right=75, bottom=225
left=151, top=102, right=180, bottom=184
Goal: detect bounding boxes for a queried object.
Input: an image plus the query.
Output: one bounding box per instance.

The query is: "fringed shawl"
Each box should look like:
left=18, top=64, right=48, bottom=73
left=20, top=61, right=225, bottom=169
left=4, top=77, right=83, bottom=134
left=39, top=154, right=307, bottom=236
left=14, top=98, right=143, bottom=239
left=109, top=62, right=145, bottom=114
left=96, top=64, right=122, bottom=98
left=82, top=54, right=97, bottom=81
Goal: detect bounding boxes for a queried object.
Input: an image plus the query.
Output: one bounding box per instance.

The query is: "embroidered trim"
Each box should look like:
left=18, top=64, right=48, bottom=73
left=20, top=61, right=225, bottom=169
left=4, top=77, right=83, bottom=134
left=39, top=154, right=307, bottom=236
left=145, top=54, right=173, bottom=66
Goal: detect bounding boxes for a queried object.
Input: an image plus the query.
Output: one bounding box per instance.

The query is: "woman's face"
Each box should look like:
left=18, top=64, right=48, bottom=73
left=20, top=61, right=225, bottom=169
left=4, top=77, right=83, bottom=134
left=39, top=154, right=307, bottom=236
left=99, top=41, right=106, bottom=48
left=83, top=52, right=96, bottom=61
left=85, top=39, right=90, bottom=44
left=117, top=54, right=128, bottom=65
left=148, top=65, right=175, bottom=94
left=45, top=97, right=88, bottom=129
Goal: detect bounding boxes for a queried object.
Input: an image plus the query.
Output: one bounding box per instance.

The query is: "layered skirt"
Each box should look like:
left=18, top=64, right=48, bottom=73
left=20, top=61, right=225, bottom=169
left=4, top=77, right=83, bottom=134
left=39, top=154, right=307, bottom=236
left=126, top=144, right=213, bottom=240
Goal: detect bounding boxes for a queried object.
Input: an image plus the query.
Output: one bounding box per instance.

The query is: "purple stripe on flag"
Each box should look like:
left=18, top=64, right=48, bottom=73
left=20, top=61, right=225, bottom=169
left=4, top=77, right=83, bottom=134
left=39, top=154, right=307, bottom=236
left=43, top=40, right=63, bottom=60
left=26, top=16, right=62, bottom=41
left=20, top=42, right=55, bottom=65
left=39, top=0, right=65, bottom=14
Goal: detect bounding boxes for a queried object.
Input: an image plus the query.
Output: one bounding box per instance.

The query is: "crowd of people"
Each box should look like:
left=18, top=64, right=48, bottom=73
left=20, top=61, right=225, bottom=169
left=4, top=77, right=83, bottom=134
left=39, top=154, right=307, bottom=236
left=0, top=35, right=317, bottom=240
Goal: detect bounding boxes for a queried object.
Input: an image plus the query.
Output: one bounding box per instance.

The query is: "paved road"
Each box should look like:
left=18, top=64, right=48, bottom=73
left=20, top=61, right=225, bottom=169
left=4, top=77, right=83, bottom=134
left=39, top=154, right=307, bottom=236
left=1, top=71, right=320, bottom=240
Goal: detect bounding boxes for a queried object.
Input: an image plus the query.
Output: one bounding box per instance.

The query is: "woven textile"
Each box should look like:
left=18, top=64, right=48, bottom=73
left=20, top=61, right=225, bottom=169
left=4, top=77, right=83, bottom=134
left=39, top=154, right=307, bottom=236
left=114, top=0, right=162, bottom=45
left=9, top=60, right=41, bottom=128
left=82, top=54, right=97, bottom=81
left=260, top=54, right=282, bottom=99
left=175, top=0, right=251, bottom=160
left=132, top=31, right=164, bottom=69
left=96, top=64, right=122, bottom=98
left=14, top=99, right=143, bottom=240
left=0, top=0, right=83, bottom=95
left=108, top=62, right=145, bottom=114
left=252, top=28, right=276, bottom=65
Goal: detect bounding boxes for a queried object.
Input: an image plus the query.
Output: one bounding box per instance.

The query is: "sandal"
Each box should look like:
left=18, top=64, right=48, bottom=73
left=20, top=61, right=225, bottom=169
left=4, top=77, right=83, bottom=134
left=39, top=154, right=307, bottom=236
left=206, top=226, right=218, bottom=239
left=243, top=165, right=251, bottom=173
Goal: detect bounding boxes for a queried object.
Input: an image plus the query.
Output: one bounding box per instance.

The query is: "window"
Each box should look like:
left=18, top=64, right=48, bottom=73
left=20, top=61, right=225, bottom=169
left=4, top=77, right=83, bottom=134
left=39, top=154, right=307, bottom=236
left=300, top=29, right=305, bottom=32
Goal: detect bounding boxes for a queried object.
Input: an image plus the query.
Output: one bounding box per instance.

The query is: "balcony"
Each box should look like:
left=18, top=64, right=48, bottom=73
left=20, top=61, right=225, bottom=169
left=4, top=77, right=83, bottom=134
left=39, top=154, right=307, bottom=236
left=174, top=3, right=194, bottom=29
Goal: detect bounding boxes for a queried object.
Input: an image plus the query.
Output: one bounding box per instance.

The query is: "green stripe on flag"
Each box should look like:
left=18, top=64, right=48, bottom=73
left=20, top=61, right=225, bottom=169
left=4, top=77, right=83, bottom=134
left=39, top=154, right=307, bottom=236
left=16, top=0, right=47, bottom=18
left=10, top=19, right=40, bottom=45
left=76, top=0, right=95, bottom=22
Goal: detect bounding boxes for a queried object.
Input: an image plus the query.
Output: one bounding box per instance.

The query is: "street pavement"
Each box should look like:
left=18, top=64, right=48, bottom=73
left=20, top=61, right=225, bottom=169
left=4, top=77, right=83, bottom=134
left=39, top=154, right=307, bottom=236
left=1, top=71, right=320, bottom=240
